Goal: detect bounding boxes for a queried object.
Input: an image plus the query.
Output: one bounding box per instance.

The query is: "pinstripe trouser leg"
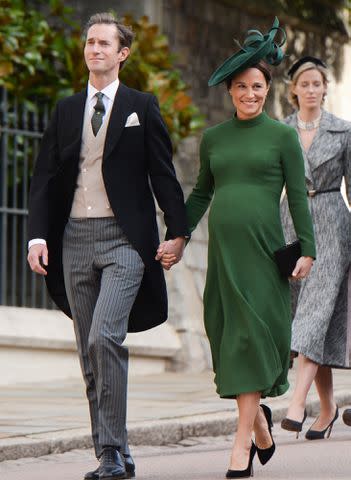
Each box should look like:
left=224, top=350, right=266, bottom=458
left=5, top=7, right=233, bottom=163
left=62, top=217, right=144, bottom=458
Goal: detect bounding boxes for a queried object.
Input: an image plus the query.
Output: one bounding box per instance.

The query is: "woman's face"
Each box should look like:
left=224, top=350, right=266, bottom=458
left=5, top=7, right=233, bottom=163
left=292, top=68, right=326, bottom=110
left=228, top=68, right=269, bottom=120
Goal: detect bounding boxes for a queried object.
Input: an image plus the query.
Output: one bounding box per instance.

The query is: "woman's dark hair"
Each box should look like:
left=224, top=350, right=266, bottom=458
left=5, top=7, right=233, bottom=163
left=225, top=61, right=272, bottom=89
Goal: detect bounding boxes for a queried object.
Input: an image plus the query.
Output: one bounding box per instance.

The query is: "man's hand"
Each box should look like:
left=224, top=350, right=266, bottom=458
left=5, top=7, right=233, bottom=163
left=291, top=256, right=314, bottom=280
left=27, top=244, right=49, bottom=276
left=155, top=237, right=186, bottom=270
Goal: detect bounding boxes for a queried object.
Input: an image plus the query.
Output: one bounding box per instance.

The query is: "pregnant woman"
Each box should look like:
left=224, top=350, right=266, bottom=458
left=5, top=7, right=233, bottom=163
left=158, top=18, right=315, bottom=478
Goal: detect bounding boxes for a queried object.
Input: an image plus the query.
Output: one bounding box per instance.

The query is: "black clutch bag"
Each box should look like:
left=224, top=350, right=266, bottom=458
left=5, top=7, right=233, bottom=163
left=274, top=240, right=301, bottom=277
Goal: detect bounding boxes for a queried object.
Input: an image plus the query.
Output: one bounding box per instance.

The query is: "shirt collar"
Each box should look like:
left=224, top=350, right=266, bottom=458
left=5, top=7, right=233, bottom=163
left=87, top=78, right=120, bottom=102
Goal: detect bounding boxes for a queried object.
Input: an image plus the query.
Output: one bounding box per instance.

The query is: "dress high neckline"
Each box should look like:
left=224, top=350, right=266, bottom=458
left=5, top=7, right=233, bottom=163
left=232, top=111, right=267, bottom=128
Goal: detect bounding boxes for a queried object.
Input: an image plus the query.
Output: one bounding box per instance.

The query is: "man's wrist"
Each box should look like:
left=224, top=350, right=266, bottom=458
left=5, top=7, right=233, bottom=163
left=28, top=238, right=47, bottom=250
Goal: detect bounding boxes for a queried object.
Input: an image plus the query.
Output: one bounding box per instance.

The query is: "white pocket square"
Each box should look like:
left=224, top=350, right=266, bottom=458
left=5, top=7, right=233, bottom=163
left=125, top=112, right=140, bottom=127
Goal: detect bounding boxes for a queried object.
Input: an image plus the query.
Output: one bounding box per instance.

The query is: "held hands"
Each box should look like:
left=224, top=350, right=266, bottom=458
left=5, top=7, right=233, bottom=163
left=27, top=244, right=48, bottom=276
left=290, top=256, right=314, bottom=280
left=155, top=237, right=186, bottom=270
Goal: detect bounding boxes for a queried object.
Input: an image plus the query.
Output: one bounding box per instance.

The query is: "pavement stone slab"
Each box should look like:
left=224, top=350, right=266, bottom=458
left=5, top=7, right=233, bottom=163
left=0, top=368, right=350, bottom=462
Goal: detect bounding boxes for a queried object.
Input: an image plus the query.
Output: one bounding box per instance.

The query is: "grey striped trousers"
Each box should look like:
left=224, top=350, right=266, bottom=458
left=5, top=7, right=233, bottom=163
left=62, top=218, right=144, bottom=458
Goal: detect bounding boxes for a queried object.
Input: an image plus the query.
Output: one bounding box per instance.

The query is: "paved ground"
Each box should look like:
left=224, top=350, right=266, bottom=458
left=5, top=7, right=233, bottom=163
left=0, top=366, right=350, bottom=462
left=1, top=419, right=351, bottom=479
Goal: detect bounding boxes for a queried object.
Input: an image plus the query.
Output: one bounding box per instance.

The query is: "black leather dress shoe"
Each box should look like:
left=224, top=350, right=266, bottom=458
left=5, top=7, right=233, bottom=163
left=84, top=467, right=99, bottom=480
left=84, top=453, right=135, bottom=480
left=99, top=447, right=126, bottom=480
left=124, top=454, right=136, bottom=478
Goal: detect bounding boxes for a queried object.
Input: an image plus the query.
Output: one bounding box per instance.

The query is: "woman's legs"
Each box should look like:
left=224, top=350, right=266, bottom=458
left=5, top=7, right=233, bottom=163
left=311, top=366, right=337, bottom=430
left=285, top=353, right=318, bottom=421
left=230, top=392, right=260, bottom=470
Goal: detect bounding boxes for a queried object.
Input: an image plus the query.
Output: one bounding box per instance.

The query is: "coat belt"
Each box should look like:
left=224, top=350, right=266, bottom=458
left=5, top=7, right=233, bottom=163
left=307, top=188, right=340, bottom=198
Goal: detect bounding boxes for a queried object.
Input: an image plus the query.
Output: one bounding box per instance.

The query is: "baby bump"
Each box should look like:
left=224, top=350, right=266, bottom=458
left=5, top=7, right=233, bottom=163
left=210, top=186, right=279, bottom=228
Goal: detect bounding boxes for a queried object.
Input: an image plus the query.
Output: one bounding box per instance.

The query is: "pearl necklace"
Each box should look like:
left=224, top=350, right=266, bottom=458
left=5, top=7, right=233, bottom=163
left=297, top=113, right=322, bottom=131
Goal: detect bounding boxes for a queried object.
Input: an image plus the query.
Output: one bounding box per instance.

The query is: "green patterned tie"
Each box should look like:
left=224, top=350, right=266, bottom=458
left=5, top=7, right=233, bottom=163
left=91, top=92, right=105, bottom=136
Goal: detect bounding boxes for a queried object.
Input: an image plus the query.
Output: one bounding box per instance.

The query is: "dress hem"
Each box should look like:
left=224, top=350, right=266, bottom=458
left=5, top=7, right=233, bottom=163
left=217, top=380, right=290, bottom=400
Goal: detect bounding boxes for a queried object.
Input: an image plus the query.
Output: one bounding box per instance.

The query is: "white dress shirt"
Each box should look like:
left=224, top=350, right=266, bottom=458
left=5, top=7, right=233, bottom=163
left=86, top=78, right=119, bottom=125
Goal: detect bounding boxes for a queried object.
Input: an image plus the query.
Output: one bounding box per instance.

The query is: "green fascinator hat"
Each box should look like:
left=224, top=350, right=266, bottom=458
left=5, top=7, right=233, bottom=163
left=208, top=17, right=286, bottom=87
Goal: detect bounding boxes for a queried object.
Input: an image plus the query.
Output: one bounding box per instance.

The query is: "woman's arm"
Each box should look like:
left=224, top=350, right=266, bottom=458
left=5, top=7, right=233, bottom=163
left=185, top=131, right=215, bottom=233
left=281, top=127, right=316, bottom=277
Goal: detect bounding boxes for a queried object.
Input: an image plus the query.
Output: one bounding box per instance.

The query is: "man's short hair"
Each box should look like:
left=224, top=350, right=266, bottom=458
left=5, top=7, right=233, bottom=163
left=84, top=12, right=134, bottom=69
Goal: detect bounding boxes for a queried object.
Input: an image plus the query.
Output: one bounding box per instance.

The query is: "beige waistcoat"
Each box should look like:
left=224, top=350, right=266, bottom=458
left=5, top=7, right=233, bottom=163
left=70, top=106, right=114, bottom=218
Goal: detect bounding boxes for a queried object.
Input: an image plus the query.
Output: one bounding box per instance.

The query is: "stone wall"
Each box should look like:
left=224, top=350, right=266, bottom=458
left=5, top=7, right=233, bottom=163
left=163, top=0, right=244, bottom=125
left=0, top=306, right=182, bottom=384
left=65, top=0, right=162, bottom=25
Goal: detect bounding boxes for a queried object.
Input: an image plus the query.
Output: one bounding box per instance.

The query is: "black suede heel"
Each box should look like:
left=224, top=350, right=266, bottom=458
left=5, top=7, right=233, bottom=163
left=281, top=408, right=307, bottom=439
left=256, top=404, right=276, bottom=465
left=305, top=406, right=338, bottom=440
left=226, top=442, right=256, bottom=478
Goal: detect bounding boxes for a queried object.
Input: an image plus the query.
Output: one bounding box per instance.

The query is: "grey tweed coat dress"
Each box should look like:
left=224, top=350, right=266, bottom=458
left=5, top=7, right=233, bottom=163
left=280, top=109, right=351, bottom=368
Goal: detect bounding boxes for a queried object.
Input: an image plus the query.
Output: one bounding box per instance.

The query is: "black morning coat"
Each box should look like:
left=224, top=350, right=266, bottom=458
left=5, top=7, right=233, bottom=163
left=28, top=83, right=190, bottom=332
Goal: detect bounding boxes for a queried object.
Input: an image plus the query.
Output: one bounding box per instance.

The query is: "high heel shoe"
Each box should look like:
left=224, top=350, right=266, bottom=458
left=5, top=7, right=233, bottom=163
left=281, top=408, right=307, bottom=438
left=256, top=404, right=275, bottom=465
left=226, top=442, right=257, bottom=478
left=342, top=408, right=351, bottom=426
left=305, top=406, right=339, bottom=440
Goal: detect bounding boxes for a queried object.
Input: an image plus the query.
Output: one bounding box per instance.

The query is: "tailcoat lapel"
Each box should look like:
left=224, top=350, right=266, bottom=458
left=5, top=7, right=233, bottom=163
left=307, top=110, right=349, bottom=173
left=103, top=83, right=135, bottom=161
left=61, top=90, right=86, bottom=162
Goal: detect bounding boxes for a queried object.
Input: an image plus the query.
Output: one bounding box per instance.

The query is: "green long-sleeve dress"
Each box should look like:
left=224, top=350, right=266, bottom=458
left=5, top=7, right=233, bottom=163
left=186, top=111, right=316, bottom=399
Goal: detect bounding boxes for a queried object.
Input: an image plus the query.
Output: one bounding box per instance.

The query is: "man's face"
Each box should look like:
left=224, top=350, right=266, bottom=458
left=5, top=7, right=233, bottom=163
left=84, top=23, right=129, bottom=76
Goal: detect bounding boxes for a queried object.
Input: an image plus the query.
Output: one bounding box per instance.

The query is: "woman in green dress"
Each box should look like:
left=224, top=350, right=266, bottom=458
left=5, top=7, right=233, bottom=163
left=157, top=19, right=315, bottom=478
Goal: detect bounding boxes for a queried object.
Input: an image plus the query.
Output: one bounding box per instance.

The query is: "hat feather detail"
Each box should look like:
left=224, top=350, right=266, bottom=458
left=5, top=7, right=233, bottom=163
left=208, top=17, right=286, bottom=86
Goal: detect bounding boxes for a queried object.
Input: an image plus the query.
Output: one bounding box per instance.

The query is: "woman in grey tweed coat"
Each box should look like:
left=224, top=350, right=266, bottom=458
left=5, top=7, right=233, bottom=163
left=280, top=56, right=351, bottom=440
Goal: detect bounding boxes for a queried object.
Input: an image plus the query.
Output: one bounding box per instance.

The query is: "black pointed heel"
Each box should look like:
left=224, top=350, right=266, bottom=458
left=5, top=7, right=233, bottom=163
left=256, top=404, right=276, bottom=465
left=281, top=408, right=307, bottom=439
left=342, top=408, right=351, bottom=426
left=305, top=406, right=339, bottom=440
left=226, top=442, right=256, bottom=478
